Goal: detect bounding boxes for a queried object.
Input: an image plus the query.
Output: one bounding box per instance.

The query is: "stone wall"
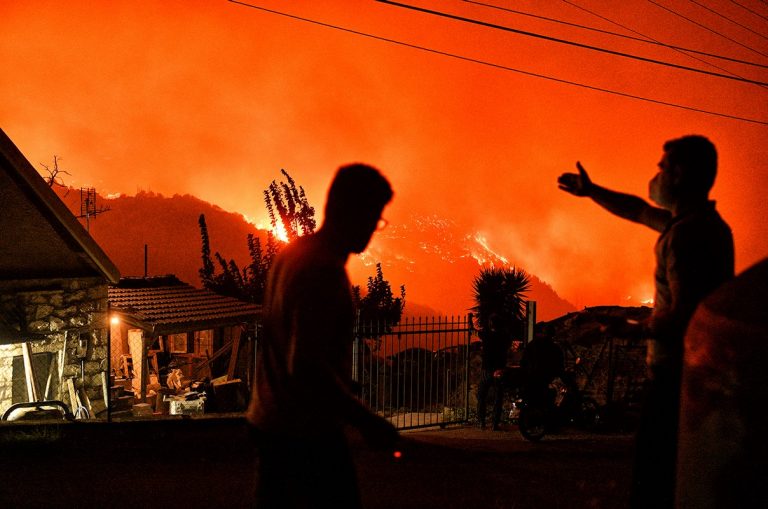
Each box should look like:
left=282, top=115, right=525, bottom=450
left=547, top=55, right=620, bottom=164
left=0, top=277, right=109, bottom=419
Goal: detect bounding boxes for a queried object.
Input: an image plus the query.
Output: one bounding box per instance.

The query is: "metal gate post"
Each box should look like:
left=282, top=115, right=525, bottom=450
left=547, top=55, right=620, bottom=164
left=464, top=313, right=473, bottom=423
left=352, top=311, right=361, bottom=384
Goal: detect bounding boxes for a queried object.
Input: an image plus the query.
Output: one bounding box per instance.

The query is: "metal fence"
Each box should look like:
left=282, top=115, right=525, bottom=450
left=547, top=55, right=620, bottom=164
left=353, top=315, right=473, bottom=430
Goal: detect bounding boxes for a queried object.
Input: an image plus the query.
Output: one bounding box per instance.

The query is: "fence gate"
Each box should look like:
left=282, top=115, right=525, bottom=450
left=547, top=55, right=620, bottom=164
left=353, top=315, right=473, bottom=430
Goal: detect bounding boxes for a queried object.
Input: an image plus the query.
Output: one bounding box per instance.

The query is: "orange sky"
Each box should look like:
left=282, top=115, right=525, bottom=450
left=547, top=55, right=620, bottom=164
left=2, top=0, right=767, bottom=309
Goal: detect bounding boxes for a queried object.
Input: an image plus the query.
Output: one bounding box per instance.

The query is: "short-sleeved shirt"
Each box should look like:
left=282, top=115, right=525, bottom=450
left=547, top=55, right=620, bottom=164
left=246, top=233, right=355, bottom=437
left=648, top=201, right=734, bottom=369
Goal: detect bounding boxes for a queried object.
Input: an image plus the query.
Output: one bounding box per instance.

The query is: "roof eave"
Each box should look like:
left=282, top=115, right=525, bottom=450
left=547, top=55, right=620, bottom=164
left=0, top=129, right=120, bottom=284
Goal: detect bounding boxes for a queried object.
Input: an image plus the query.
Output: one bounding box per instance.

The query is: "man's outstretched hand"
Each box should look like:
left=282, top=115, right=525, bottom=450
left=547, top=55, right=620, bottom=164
left=558, top=161, right=593, bottom=197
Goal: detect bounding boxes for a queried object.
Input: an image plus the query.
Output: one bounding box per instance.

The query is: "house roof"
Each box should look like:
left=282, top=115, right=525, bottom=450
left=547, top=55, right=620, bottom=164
left=108, top=275, right=260, bottom=336
left=0, top=128, right=120, bottom=283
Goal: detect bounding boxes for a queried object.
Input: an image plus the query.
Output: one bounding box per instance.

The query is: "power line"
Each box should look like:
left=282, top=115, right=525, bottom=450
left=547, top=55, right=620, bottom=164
left=464, top=0, right=655, bottom=42
left=645, top=0, right=768, bottom=60
left=557, top=0, right=767, bottom=89
left=227, top=0, right=768, bottom=126
left=377, top=0, right=768, bottom=87
left=462, top=0, right=768, bottom=69
left=729, top=0, right=768, bottom=24
left=689, top=0, right=768, bottom=42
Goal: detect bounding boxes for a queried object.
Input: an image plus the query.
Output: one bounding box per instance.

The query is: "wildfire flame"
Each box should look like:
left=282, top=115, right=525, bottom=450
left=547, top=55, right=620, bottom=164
left=244, top=214, right=289, bottom=243
left=272, top=223, right=289, bottom=243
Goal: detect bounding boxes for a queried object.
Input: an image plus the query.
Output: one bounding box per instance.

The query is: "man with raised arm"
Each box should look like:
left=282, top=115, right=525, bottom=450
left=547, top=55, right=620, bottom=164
left=557, top=135, right=734, bottom=509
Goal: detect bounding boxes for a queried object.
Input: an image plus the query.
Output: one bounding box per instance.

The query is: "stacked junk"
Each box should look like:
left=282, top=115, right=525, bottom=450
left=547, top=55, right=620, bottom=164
left=111, top=344, right=251, bottom=419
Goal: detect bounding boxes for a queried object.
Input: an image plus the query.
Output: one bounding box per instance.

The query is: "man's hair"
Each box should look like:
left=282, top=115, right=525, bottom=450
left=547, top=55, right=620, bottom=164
left=663, top=135, right=718, bottom=193
left=325, top=163, right=393, bottom=221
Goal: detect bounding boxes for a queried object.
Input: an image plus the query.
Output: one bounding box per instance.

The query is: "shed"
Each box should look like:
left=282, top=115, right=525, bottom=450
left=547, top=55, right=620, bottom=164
left=108, top=275, right=260, bottom=413
left=0, top=128, right=119, bottom=420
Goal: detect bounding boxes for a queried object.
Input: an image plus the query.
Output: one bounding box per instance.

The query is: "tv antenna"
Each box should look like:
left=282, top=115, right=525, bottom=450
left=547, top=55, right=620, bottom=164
left=77, top=187, right=109, bottom=231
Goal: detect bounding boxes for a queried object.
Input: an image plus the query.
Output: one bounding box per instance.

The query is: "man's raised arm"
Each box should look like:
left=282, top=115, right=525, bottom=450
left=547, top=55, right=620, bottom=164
left=558, top=162, right=670, bottom=232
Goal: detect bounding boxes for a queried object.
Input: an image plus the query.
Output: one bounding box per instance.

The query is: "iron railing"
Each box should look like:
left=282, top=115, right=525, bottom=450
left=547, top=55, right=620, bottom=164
left=353, top=314, right=473, bottom=430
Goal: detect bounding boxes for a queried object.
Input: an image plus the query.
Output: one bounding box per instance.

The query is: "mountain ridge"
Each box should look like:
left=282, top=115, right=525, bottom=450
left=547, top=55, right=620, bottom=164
left=54, top=188, right=575, bottom=321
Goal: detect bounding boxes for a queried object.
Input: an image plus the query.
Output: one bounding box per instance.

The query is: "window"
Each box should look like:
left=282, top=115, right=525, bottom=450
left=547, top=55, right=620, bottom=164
left=168, top=333, right=188, bottom=354
left=194, top=330, right=213, bottom=356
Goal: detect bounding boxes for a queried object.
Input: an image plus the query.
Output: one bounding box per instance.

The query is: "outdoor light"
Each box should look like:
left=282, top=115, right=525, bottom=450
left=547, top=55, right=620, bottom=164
left=110, top=316, right=120, bottom=325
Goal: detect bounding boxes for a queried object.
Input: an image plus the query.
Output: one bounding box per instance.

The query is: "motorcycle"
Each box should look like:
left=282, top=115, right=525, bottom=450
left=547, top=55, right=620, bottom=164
left=516, top=370, right=599, bottom=442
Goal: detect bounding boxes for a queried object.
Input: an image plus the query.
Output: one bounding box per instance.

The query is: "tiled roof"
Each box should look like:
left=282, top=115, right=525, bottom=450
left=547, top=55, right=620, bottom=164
left=109, top=280, right=260, bottom=335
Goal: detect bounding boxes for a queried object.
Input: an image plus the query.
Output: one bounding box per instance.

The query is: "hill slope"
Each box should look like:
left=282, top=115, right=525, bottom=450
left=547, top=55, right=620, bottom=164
left=56, top=189, right=575, bottom=320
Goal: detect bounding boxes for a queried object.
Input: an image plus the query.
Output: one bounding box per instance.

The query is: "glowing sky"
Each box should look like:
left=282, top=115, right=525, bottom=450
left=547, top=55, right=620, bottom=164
left=2, top=0, right=767, bottom=308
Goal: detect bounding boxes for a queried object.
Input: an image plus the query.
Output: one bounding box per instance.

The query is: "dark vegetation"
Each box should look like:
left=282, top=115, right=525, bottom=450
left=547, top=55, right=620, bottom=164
left=197, top=169, right=405, bottom=327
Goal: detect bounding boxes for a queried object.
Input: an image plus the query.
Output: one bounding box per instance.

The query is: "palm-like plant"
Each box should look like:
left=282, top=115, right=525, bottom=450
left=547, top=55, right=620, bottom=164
left=471, top=266, right=531, bottom=338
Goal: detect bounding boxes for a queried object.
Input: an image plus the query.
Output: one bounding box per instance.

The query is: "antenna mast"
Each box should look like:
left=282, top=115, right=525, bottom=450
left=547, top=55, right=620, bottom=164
left=77, top=187, right=110, bottom=231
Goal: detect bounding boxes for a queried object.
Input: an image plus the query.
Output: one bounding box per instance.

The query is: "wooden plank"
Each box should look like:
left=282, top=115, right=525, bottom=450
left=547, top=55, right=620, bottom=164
left=101, top=371, right=109, bottom=410
left=79, top=387, right=93, bottom=417
left=226, top=332, right=242, bottom=381
left=66, top=378, right=79, bottom=414
left=57, top=341, right=66, bottom=400
left=21, top=342, right=39, bottom=402
left=193, top=342, right=232, bottom=378
left=127, top=330, right=146, bottom=402
left=44, top=353, right=57, bottom=400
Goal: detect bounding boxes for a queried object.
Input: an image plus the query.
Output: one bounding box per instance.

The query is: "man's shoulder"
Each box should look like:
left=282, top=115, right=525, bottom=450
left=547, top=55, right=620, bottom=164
left=670, top=203, right=731, bottom=239
left=275, top=235, right=328, bottom=265
left=274, top=235, right=345, bottom=282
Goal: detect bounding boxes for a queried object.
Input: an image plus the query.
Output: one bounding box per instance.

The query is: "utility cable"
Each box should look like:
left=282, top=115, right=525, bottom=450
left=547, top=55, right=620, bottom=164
left=689, top=0, right=768, bottom=42
left=728, top=0, right=768, bottom=24
left=645, top=0, right=768, bottom=59
left=557, top=0, right=767, bottom=89
left=227, top=0, right=768, bottom=125
left=377, top=0, right=768, bottom=86
left=463, top=0, right=768, bottom=68
left=464, top=0, right=656, bottom=43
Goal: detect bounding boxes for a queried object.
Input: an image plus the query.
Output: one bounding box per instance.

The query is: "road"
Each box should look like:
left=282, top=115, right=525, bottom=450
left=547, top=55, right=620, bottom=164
left=0, top=418, right=633, bottom=509
left=358, top=425, right=633, bottom=509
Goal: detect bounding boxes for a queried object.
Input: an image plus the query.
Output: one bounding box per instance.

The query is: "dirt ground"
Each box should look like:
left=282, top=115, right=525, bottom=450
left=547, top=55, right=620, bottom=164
left=357, top=424, right=633, bottom=509
left=0, top=418, right=633, bottom=509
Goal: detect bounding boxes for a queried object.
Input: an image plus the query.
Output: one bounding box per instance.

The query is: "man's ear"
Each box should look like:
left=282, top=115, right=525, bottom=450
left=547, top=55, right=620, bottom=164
left=671, top=164, right=686, bottom=188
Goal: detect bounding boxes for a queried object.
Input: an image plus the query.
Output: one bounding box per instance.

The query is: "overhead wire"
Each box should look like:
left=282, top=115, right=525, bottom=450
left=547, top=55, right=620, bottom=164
left=555, top=0, right=768, bottom=89
left=728, top=0, right=768, bottom=24
left=645, top=0, right=768, bottom=59
left=376, top=0, right=768, bottom=87
left=688, top=0, right=768, bottom=42
left=463, top=0, right=768, bottom=68
left=464, top=0, right=657, bottom=42
left=226, top=0, right=768, bottom=126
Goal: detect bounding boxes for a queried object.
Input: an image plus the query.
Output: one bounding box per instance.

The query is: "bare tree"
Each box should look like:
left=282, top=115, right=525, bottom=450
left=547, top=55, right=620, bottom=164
left=39, top=155, right=71, bottom=195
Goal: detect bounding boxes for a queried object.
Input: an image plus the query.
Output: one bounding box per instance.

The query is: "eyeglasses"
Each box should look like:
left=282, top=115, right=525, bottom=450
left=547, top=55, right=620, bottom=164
left=376, top=218, right=389, bottom=231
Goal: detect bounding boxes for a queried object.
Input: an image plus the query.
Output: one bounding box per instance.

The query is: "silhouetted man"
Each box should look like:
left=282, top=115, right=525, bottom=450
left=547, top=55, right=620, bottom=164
left=247, top=164, right=399, bottom=509
left=476, top=312, right=512, bottom=430
left=558, top=135, right=734, bottom=509
left=520, top=329, right=564, bottom=408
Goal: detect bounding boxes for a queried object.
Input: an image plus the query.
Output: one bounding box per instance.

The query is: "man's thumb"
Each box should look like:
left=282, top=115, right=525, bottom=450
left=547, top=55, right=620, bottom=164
left=576, top=161, right=590, bottom=182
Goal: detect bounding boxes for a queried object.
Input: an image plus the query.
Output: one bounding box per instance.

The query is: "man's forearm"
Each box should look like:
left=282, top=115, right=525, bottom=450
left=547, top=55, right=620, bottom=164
left=589, top=184, right=652, bottom=224
left=590, top=184, right=671, bottom=232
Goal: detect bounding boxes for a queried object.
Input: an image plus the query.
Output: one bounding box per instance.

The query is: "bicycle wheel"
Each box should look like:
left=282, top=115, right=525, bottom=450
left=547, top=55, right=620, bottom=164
left=518, top=406, right=547, bottom=442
